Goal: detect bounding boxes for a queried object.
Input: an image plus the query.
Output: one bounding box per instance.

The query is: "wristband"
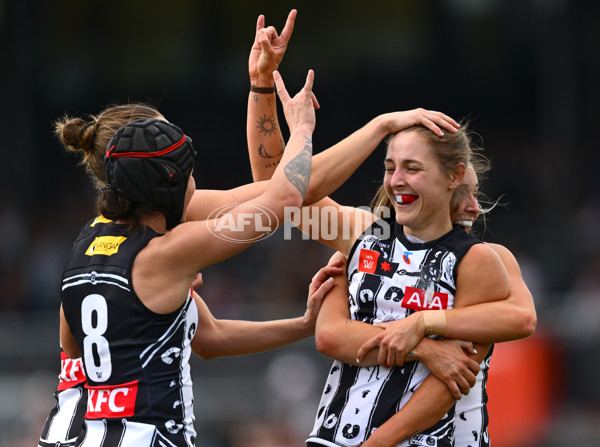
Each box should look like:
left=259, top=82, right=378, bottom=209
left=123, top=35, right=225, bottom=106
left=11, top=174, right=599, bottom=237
left=422, top=310, right=447, bottom=336
left=250, top=85, right=276, bottom=94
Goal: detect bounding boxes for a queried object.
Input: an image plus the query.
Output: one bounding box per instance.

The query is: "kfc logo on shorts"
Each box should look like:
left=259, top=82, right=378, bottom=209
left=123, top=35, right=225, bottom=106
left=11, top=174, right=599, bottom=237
left=85, top=380, right=138, bottom=418
left=57, top=352, right=86, bottom=391
left=402, top=286, right=448, bottom=311
left=358, top=249, right=380, bottom=274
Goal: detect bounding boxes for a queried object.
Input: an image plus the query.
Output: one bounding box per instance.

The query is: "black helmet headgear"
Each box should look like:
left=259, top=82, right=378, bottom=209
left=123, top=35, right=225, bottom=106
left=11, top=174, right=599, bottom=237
left=104, top=118, right=196, bottom=229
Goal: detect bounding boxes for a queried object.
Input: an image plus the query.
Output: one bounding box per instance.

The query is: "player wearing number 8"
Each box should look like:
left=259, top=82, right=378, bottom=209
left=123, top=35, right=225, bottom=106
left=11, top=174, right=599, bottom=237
left=59, top=68, right=319, bottom=447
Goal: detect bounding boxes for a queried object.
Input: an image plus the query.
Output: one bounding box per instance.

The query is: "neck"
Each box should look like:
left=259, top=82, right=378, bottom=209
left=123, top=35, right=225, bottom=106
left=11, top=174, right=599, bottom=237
left=402, top=216, right=454, bottom=242
left=118, top=211, right=167, bottom=234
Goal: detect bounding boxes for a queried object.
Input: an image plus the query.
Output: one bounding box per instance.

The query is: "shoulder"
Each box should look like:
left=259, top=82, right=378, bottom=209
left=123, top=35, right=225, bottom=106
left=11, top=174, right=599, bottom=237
left=485, top=242, right=522, bottom=276
left=455, top=243, right=510, bottom=306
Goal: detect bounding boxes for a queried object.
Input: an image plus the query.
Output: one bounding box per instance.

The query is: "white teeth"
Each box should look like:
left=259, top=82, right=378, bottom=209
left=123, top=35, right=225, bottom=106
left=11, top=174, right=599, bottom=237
left=394, top=195, right=416, bottom=204
left=454, top=220, right=473, bottom=228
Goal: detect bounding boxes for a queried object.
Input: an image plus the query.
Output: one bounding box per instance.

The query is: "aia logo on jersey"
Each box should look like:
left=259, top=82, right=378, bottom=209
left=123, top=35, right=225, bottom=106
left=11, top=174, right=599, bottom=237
left=85, top=236, right=127, bottom=256
left=358, top=249, right=398, bottom=278
left=402, top=286, right=448, bottom=311
left=85, top=380, right=138, bottom=418
left=57, top=352, right=86, bottom=391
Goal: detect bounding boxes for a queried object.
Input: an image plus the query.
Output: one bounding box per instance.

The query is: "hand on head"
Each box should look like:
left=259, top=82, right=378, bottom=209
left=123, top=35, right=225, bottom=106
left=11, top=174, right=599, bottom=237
left=384, top=108, right=460, bottom=137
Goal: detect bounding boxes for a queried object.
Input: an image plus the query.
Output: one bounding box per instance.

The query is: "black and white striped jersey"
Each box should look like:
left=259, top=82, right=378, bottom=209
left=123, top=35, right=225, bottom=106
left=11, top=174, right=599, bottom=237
left=308, top=218, right=480, bottom=447
left=454, top=348, right=493, bottom=447
left=38, top=351, right=87, bottom=447
left=39, top=217, right=111, bottom=447
left=60, top=219, right=198, bottom=447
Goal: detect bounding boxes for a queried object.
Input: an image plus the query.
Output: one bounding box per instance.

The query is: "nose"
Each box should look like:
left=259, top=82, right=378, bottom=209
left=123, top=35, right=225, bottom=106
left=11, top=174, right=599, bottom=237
left=465, top=196, right=480, bottom=219
left=390, top=168, right=407, bottom=188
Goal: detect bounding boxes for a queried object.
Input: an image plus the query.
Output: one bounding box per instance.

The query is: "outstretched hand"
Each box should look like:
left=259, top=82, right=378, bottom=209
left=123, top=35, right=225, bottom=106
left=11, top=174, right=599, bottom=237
left=274, top=69, right=319, bottom=133
left=249, top=10, right=296, bottom=85
left=383, top=108, right=461, bottom=137
left=303, top=258, right=345, bottom=329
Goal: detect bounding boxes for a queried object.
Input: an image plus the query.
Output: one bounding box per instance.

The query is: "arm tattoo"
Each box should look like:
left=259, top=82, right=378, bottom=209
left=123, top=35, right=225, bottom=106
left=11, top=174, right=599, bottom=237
left=284, top=137, right=312, bottom=197
left=405, top=351, right=416, bottom=362
left=257, top=114, right=278, bottom=137
left=253, top=93, right=259, bottom=102
left=258, top=143, right=284, bottom=159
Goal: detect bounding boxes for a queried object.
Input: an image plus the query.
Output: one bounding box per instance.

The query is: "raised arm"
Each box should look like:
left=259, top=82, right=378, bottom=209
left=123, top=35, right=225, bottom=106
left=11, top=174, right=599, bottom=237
left=134, top=70, right=317, bottom=314
left=247, top=10, right=297, bottom=181
left=188, top=109, right=460, bottom=223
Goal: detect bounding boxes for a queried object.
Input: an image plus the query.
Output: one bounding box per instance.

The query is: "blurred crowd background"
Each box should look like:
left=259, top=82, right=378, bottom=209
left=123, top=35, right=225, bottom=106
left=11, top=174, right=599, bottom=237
left=1, top=0, right=599, bottom=446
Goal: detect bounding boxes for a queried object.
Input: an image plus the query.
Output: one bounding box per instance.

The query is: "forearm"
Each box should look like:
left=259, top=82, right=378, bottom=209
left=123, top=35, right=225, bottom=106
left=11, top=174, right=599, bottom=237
left=365, top=375, right=456, bottom=446
left=304, top=114, right=390, bottom=205
left=247, top=87, right=285, bottom=181
left=365, top=343, right=491, bottom=446
left=421, top=295, right=535, bottom=344
left=195, top=317, right=312, bottom=359
left=316, top=318, right=384, bottom=366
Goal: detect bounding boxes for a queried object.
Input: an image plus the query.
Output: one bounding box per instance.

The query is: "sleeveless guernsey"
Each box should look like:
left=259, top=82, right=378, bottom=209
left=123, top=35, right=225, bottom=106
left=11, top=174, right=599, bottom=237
left=61, top=219, right=198, bottom=447
left=308, top=218, right=480, bottom=447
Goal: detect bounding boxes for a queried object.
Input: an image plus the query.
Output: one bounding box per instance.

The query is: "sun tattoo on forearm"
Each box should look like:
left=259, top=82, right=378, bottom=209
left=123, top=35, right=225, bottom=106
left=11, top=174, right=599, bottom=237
left=257, top=114, right=278, bottom=137
left=284, top=137, right=312, bottom=197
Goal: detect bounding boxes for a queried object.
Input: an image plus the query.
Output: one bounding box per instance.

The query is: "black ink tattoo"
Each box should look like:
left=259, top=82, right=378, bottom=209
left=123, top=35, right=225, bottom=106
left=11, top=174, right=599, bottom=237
left=258, top=143, right=284, bottom=159
left=284, top=140, right=312, bottom=197
left=253, top=93, right=259, bottom=102
left=257, top=114, right=278, bottom=137
left=405, top=352, right=416, bottom=362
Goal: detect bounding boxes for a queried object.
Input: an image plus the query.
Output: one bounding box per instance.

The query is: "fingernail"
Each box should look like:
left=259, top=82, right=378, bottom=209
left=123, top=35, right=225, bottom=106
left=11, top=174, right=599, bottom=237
left=474, top=349, right=478, bottom=354
left=356, top=358, right=360, bottom=364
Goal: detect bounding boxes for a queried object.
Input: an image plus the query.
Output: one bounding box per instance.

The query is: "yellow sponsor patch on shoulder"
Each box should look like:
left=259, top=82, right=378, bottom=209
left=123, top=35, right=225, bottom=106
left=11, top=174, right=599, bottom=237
left=85, top=236, right=127, bottom=256
left=90, top=215, right=112, bottom=227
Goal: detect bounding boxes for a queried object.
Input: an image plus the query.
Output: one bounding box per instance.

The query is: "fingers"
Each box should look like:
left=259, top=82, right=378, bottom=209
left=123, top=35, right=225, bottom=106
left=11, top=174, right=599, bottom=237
left=467, top=358, right=480, bottom=375
left=312, top=277, right=334, bottom=299
left=448, top=382, right=462, bottom=401
left=280, top=9, right=297, bottom=43
left=273, top=70, right=290, bottom=102
left=356, top=336, right=380, bottom=362
left=311, top=91, right=321, bottom=110
left=302, top=69, right=315, bottom=94
left=257, top=30, right=275, bottom=58
left=321, top=265, right=344, bottom=277
left=256, top=14, right=265, bottom=32
left=423, top=111, right=460, bottom=136
left=458, top=340, right=477, bottom=355
left=191, top=272, right=203, bottom=290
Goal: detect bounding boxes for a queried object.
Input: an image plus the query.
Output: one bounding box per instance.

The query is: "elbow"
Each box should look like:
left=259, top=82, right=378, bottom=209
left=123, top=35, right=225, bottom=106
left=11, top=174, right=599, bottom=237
left=191, top=335, right=219, bottom=360
left=315, top=325, right=341, bottom=358
left=522, top=310, right=538, bottom=338
left=514, top=306, right=538, bottom=339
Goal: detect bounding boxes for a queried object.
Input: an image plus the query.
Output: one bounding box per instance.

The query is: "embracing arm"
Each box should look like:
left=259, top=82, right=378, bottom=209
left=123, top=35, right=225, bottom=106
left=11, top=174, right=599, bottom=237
left=357, top=241, right=535, bottom=362
left=362, top=346, right=490, bottom=447
left=361, top=245, right=510, bottom=446
left=192, top=260, right=342, bottom=358
left=443, top=243, right=536, bottom=342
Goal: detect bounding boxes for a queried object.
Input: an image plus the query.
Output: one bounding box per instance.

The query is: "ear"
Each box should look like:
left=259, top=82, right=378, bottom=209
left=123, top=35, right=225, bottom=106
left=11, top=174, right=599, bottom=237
left=448, top=162, right=466, bottom=190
